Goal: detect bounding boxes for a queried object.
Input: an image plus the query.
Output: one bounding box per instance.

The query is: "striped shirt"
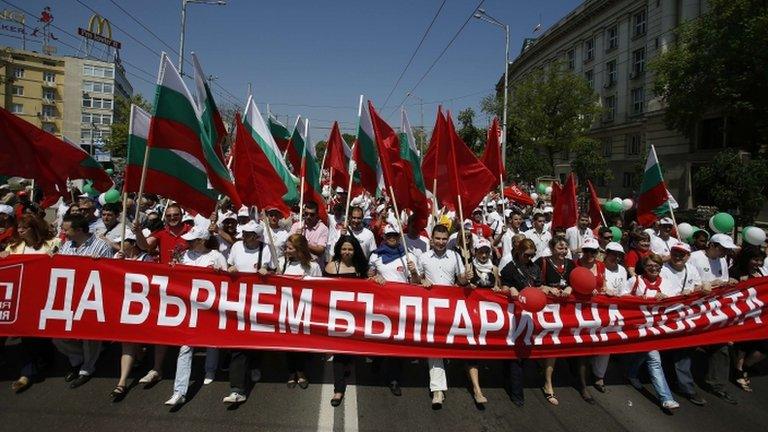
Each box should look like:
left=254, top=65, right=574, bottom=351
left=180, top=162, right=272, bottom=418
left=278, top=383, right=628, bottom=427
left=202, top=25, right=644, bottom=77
left=59, top=235, right=113, bottom=258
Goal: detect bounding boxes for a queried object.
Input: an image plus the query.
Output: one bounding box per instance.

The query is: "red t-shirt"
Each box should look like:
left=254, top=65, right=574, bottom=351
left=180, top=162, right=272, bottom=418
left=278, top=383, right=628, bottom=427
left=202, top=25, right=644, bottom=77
left=151, top=225, right=191, bottom=264
left=625, top=249, right=650, bottom=269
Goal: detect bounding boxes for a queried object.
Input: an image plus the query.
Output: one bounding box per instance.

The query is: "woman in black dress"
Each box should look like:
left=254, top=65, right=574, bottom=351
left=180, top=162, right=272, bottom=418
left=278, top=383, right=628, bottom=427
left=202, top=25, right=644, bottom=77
left=323, top=235, right=369, bottom=407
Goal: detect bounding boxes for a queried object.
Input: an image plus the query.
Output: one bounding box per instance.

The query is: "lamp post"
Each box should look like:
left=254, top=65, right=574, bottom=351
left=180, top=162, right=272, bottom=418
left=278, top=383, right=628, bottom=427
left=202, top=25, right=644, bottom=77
left=179, top=0, right=227, bottom=76
left=473, top=8, right=509, bottom=168
left=405, top=92, right=426, bottom=155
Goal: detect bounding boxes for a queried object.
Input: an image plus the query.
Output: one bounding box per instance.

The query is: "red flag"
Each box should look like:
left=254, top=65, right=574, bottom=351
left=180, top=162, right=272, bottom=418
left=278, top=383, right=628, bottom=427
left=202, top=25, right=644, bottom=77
left=232, top=113, right=292, bottom=216
left=481, top=116, right=503, bottom=188
left=367, top=101, right=429, bottom=230
left=421, top=108, right=447, bottom=197
left=0, top=107, right=112, bottom=204
left=504, top=184, right=535, bottom=206
left=587, top=180, right=605, bottom=229
left=552, top=173, right=578, bottom=230
left=325, top=121, right=350, bottom=191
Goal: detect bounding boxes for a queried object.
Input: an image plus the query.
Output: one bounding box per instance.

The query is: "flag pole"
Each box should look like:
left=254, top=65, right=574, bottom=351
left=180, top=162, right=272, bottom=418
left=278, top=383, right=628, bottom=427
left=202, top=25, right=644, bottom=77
left=456, top=194, right=470, bottom=268
left=132, top=126, right=151, bottom=224
left=389, top=185, right=412, bottom=257
left=344, top=95, right=364, bottom=230
left=260, top=209, right=279, bottom=269
left=298, top=120, right=308, bottom=228
left=119, top=191, right=128, bottom=253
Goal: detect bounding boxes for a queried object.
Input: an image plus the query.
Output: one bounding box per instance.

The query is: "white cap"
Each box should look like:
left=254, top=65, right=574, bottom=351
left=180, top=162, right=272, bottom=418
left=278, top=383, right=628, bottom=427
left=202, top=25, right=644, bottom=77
left=181, top=226, right=210, bottom=241
left=474, top=237, right=492, bottom=250
left=141, top=228, right=152, bottom=238
left=240, top=220, right=263, bottom=236
left=503, top=209, right=513, bottom=217
left=486, top=200, right=496, bottom=207
left=376, top=204, right=386, bottom=214
left=220, top=211, right=237, bottom=222
left=237, top=205, right=250, bottom=217
left=605, top=241, right=624, bottom=254
left=472, top=207, right=483, bottom=214
left=582, top=237, right=600, bottom=250
left=181, top=213, right=194, bottom=223
left=0, top=204, right=13, bottom=215
left=77, top=193, right=91, bottom=199
left=335, top=186, right=345, bottom=193
left=383, top=224, right=399, bottom=235
left=671, top=242, right=691, bottom=253
left=543, top=206, right=553, bottom=213
left=711, top=233, right=737, bottom=249
left=659, top=217, right=674, bottom=226
left=462, top=219, right=473, bottom=229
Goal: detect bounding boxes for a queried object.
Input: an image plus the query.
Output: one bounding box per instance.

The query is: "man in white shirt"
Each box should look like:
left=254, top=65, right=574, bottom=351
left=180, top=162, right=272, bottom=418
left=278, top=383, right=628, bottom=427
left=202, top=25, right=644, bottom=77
left=650, top=218, right=681, bottom=261
left=227, top=221, right=275, bottom=274
left=263, top=207, right=290, bottom=258
left=485, top=200, right=504, bottom=236
left=565, top=213, right=595, bottom=255
left=343, top=206, right=377, bottom=257
left=417, top=224, right=469, bottom=409
left=404, top=213, right=430, bottom=259
left=524, top=211, right=552, bottom=260
left=496, top=210, right=525, bottom=257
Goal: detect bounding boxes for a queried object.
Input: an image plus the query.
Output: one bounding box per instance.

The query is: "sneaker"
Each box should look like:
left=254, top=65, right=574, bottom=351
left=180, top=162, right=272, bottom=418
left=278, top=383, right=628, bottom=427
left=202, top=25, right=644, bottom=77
left=164, top=392, right=186, bottom=406
left=250, top=368, right=262, bottom=383
left=139, top=370, right=161, bottom=384
left=662, top=400, right=680, bottom=410
left=431, top=390, right=445, bottom=410
left=222, top=392, right=246, bottom=404
left=203, top=371, right=215, bottom=385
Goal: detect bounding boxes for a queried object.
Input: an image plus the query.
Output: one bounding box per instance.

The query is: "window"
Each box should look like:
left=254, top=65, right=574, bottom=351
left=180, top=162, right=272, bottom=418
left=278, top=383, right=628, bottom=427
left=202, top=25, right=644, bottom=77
left=631, top=87, right=645, bottom=115
left=42, top=123, right=56, bottom=133
left=627, top=134, right=642, bottom=155
left=43, top=89, right=55, bottom=100
left=13, top=68, right=23, bottom=78
left=585, top=69, right=594, bottom=89
left=604, top=95, right=616, bottom=121
left=622, top=172, right=635, bottom=188
left=633, top=10, right=647, bottom=37
left=11, top=85, right=23, bottom=96
left=83, top=97, right=113, bottom=109
left=602, top=138, right=613, bottom=157
left=83, top=64, right=114, bottom=78
left=81, top=113, right=111, bottom=125
left=83, top=81, right=113, bottom=93
left=41, top=105, right=55, bottom=117
left=11, top=103, right=23, bottom=114
left=567, top=49, right=575, bottom=70
left=43, top=71, right=55, bottom=82
left=606, top=25, right=618, bottom=51
left=605, top=60, right=617, bottom=87
left=583, top=38, right=594, bottom=62
left=632, top=48, right=645, bottom=77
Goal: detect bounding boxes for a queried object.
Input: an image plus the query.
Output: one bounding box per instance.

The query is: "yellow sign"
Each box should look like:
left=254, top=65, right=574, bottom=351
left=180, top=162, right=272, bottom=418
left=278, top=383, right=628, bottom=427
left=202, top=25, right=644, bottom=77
left=78, top=14, right=121, bottom=49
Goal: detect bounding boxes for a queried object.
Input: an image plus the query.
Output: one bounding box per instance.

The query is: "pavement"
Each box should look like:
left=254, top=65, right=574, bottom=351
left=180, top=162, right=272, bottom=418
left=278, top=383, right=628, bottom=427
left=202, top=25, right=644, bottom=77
left=0, top=342, right=767, bottom=432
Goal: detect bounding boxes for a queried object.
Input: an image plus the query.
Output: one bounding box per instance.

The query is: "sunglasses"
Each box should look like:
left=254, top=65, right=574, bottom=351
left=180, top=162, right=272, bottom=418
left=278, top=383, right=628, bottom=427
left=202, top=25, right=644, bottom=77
left=602, top=236, right=613, bottom=240
left=523, top=252, right=536, bottom=258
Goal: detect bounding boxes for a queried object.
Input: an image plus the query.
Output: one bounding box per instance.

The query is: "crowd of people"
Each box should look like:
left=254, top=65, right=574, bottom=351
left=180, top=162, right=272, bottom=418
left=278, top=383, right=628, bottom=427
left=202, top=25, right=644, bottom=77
left=0, top=181, right=766, bottom=413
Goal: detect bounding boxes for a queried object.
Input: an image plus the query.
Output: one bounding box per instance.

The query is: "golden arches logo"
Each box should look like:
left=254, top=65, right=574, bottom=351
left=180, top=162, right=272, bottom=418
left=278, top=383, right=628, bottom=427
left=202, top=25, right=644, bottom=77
left=87, top=14, right=111, bottom=39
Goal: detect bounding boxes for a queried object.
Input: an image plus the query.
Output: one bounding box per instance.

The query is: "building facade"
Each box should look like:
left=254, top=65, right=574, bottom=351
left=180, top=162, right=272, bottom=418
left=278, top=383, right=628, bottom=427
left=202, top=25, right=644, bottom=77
left=502, top=0, right=726, bottom=209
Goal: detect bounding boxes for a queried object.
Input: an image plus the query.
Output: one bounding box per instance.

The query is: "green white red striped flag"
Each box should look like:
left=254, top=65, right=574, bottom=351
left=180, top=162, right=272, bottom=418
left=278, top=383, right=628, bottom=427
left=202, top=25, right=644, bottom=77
left=191, top=53, right=227, bottom=165
left=400, top=108, right=427, bottom=195
left=352, top=99, right=383, bottom=194
left=268, top=115, right=293, bottom=158
left=637, top=145, right=675, bottom=226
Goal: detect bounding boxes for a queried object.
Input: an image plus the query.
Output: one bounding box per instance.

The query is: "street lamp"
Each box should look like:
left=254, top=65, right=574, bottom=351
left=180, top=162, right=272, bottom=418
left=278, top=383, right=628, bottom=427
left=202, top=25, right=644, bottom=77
left=405, top=91, right=426, bottom=156
left=179, top=0, right=227, bottom=76
left=473, top=8, right=509, bottom=168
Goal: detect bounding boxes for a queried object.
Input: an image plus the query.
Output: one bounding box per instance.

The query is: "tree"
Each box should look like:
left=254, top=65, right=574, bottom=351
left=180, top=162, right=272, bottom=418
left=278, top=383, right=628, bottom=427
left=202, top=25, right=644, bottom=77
left=457, top=108, right=483, bottom=154
left=693, top=150, right=768, bottom=224
left=507, top=62, right=602, bottom=173
left=506, top=144, right=550, bottom=184
left=105, top=94, right=152, bottom=158
left=572, top=140, right=612, bottom=189
left=651, top=0, right=768, bottom=151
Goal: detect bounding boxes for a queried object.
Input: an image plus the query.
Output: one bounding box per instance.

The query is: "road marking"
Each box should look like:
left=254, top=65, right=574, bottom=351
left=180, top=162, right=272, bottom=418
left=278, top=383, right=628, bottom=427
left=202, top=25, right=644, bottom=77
left=344, top=382, right=359, bottom=431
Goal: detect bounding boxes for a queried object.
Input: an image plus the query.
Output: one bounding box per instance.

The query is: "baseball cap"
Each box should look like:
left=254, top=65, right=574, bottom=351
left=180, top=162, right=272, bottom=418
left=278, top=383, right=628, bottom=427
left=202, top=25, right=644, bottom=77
left=543, top=206, right=553, bottom=213
left=711, top=233, right=737, bottom=249
left=485, top=200, right=496, bottom=207
left=383, top=224, right=399, bottom=235
left=0, top=204, right=13, bottom=215
left=220, top=211, right=237, bottom=222
left=77, top=193, right=93, bottom=200
left=582, top=237, right=600, bottom=250
left=240, top=220, right=263, bottom=236
left=605, top=242, right=625, bottom=254
left=237, top=205, right=250, bottom=217
left=671, top=243, right=691, bottom=254
left=474, top=237, right=492, bottom=251
left=335, top=186, right=345, bottom=193
left=472, top=207, right=483, bottom=214
left=181, top=226, right=210, bottom=241
left=462, top=219, right=473, bottom=229
left=659, top=217, right=674, bottom=226
left=181, top=212, right=194, bottom=223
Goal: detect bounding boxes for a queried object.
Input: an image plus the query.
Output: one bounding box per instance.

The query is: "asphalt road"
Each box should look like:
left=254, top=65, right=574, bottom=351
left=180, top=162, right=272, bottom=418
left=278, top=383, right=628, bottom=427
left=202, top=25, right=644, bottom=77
left=1, top=342, right=767, bottom=432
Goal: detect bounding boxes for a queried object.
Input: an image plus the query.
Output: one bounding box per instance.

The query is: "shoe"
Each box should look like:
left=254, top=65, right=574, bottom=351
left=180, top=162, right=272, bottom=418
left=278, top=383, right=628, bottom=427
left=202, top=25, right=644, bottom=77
left=64, top=367, right=81, bottom=383
left=581, top=392, right=596, bottom=405
left=510, top=395, right=525, bottom=407
left=685, top=392, right=707, bottom=406
left=250, top=368, right=262, bottom=383
left=110, top=385, right=127, bottom=400
left=69, top=374, right=91, bottom=389
left=203, top=371, right=215, bottom=385
left=541, top=387, right=559, bottom=406
left=330, top=393, right=344, bottom=407
left=593, top=382, right=608, bottom=393
left=389, top=380, right=402, bottom=397
left=710, top=390, right=737, bottom=405
left=139, top=370, right=161, bottom=384
left=222, top=392, right=246, bottom=404
left=12, top=376, right=30, bottom=393
left=662, top=400, right=680, bottom=410
left=164, top=392, right=186, bottom=406
left=431, top=390, right=445, bottom=410
left=473, top=392, right=488, bottom=405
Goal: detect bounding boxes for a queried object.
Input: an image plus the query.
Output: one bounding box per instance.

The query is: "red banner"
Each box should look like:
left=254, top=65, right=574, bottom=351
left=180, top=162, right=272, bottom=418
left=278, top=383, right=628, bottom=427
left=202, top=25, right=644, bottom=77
left=0, top=255, right=766, bottom=359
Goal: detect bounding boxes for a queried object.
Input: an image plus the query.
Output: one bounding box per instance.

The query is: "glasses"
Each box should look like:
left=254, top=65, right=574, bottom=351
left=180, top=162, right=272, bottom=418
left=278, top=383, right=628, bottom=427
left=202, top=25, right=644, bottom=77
left=582, top=248, right=597, bottom=254
left=645, top=264, right=661, bottom=270
left=166, top=213, right=181, bottom=218
left=303, top=212, right=317, bottom=217
left=523, top=252, right=536, bottom=258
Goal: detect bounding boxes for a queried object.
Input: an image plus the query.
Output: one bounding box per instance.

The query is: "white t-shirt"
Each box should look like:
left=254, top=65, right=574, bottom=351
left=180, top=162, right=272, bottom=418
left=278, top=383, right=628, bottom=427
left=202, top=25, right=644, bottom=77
left=499, top=229, right=522, bottom=258
left=565, top=226, right=595, bottom=253
left=621, top=276, right=676, bottom=299
left=689, top=250, right=729, bottom=284
left=660, top=262, right=702, bottom=295
left=651, top=235, right=681, bottom=257
left=227, top=240, right=275, bottom=273
left=604, top=264, right=628, bottom=294
left=103, top=222, right=127, bottom=244
left=418, top=249, right=465, bottom=285
left=404, top=234, right=430, bottom=259
left=181, top=249, right=227, bottom=270
left=369, top=251, right=419, bottom=283
left=216, top=234, right=234, bottom=258
left=264, top=224, right=290, bottom=258
left=278, top=257, right=322, bottom=277
left=524, top=228, right=552, bottom=260
left=487, top=211, right=504, bottom=236
left=348, top=226, right=377, bottom=258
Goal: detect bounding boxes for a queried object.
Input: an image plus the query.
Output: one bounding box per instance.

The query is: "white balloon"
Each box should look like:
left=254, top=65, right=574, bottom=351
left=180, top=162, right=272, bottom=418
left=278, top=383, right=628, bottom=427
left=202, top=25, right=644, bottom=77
left=545, top=186, right=553, bottom=195
left=677, top=222, right=694, bottom=240
left=622, top=198, right=634, bottom=211
left=612, top=197, right=622, bottom=203
left=97, top=192, right=107, bottom=206
left=744, top=226, right=766, bottom=246
left=530, top=193, right=539, bottom=201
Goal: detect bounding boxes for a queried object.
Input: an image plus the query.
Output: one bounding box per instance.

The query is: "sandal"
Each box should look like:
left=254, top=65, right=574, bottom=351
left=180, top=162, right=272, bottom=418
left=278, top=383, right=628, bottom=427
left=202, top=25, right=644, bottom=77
left=593, top=381, right=608, bottom=393
left=287, top=376, right=297, bottom=389
left=110, top=385, right=127, bottom=399
left=541, top=387, right=559, bottom=406
left=736, top=370, right=753, bottom=392
left=473, top=392, right=488, bottom=404
left=298, top=377, right=309, bottom=389
left=330, top=393, right=344, bottom=407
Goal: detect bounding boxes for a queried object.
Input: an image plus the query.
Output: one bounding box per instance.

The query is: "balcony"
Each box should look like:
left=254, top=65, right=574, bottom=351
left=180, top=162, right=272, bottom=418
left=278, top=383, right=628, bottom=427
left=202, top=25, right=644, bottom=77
left=42, top=98, right=56, bottom=105
left=42, top=80, right=56, bottom=88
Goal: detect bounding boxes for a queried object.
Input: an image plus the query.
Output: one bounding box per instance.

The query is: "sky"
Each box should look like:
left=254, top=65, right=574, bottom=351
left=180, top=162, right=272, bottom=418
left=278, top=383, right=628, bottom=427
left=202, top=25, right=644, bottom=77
left=0, top=0, right=582, bottom=139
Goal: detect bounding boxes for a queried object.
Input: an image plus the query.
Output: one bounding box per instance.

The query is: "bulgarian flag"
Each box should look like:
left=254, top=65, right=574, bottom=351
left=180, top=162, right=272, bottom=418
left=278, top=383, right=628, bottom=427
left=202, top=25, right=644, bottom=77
left=268, top=115, right=294, bottom=161
left=352, top=99, right=384, bottom=195
left=147, top=53, right=241, bottom=211
left=399, top=109, right=427, bottom=195
left=293, top=118, right=328, bottom=223
left=637, top=145, right=675, bottom=226
left=124, top=104, right=219, bottom=214
left=191, top=53, right=227, bottom=165
left=285, top=116, right=307, bottom=175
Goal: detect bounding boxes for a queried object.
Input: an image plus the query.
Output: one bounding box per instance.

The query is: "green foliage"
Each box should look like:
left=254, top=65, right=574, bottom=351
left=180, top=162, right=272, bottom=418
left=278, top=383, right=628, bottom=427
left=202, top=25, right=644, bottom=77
left=105, top=94, right=152, bottom=158
left=693, top=150, right=768, bottom=224
left=651, top=0, right=768, bottom=150
left=572, top=138, right=612, bottom=187
left=506, top=144, right=550, bottom=184
left=457, top=108, right=484, bottom=154
left=508, top=62, right=602, bottom=172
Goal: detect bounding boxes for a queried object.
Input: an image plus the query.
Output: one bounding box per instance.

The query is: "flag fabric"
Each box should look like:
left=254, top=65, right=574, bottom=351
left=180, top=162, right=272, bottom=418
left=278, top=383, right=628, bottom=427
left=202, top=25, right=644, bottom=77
left=481, top=116, right=504, bottom=187
left=0, top=106, right=113, bottom=205
left=124, top=104, right=219, bottom=214
left=293, top=118, right=327, bottom=223
left=352, top=101, right=383, bottom=194
left=147, top=53, right=241, bottom=211
left=191, top=53, right=227, bottom=165
left=268, top=115, right=293, bottom=157
left=421, top=108, right=448, bottom=197
left=285, top=116, right=307, bottom=175
left=325, top=121, right=350, bottom=191
left=503, top=184, right=534, bottom=206
left=399, top=109, right=427, bottom=195
left=587, top=179, right=605, bottom=229
left=552, top=173, right=578, bottom=230
left=637, top=145, right=673, bottom=226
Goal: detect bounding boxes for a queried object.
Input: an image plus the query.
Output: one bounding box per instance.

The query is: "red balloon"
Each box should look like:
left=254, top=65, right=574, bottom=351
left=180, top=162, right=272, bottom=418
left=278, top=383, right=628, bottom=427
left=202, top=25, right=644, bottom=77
left=570, top=267, right=597, bottom=295
left=519, top=287, right=547, bottom=312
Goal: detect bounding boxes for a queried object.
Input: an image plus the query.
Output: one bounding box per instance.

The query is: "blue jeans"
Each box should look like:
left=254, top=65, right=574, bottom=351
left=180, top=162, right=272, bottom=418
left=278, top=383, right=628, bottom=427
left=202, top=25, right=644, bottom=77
left=627, top=350, right=675, bottom=404
left=173, top=347, right=220, bottom=396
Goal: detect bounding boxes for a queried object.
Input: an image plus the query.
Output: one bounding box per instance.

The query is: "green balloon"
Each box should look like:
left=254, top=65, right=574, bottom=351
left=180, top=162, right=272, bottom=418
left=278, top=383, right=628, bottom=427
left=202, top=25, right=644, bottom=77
left=537, top=183, right=547, bottom=194
left=82, top=182, right=95, bottom=196
left=609, top=226, right=622, bottom=242
left=604, top=201, right=621, bottom=213
left=710, top=212, right=734, bottom=234
left=105, top=168, right=114, bottom=175
left=104, top=189, right=121, bottom=204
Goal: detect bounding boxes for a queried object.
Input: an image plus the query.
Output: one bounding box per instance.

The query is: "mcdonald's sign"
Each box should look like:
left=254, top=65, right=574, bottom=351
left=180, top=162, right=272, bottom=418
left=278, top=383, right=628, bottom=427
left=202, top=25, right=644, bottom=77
left=77, top=14, right=121, bottom=49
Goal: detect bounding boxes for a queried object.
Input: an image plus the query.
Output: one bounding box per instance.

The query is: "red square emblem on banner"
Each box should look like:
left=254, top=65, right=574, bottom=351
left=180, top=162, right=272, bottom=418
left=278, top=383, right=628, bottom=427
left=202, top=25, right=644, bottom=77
left=0, top=263, right=23, bottom=324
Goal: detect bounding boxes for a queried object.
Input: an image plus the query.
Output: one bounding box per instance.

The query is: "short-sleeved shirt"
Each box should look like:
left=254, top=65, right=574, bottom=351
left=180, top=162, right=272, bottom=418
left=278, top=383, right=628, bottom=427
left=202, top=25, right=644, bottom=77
left=625, top=249, right=650, bottom=270
left=348, top=226, right=377, bottom=258
left=150, top=225, right=191, bottom=264
left=524, top=228, right=552, bottom=260
left=291, top=221, right=329, bottom=262
left=227, top=240, right=275, bottom=272
left=264, top=223, right=290, bottom=258
left=660, top=262, right=702, bottom=295
left=500, top=258, right=542, bottom=290
left=565, top=226, right=595, bottom=253
left=60, top=234, right=113, bottom=258
left=404, top=234, right=430, bottom=259
left=419, top=249, right=465, bottom=285
left=278, top=257, right=322, bottom=277
left=104, top=222, right=127, bottom=244
left=651, top=235, right=681, bottom=257
left=88, top=218, right=107, bottom=237
left=369, top=251, right=418, bottom=283
left=181, top=249, right=227, bottom=269
left=604, top=264, right=628, bottom=293
left=689, top=250, right=729, bottom=284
